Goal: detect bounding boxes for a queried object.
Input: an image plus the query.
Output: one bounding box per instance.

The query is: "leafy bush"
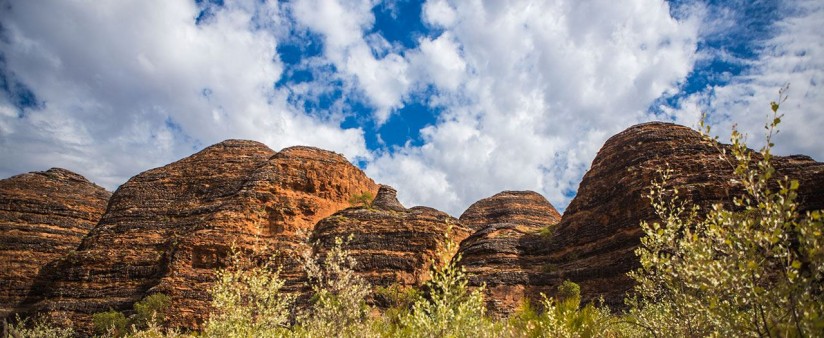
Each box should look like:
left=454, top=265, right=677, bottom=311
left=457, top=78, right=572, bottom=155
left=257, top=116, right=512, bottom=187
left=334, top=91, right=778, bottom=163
left=628, top=88, right=824, bottom=337
left=388, top=232, right=499, bottom=338
left=4, top=315, right=74, bottom=338
left=133, top=293, right=171, bottom=329
left=293, top=235, right=374, bottom=338
left=93, top=309, right=128, bottom=337
left=203, top=247, right=293, bottom=337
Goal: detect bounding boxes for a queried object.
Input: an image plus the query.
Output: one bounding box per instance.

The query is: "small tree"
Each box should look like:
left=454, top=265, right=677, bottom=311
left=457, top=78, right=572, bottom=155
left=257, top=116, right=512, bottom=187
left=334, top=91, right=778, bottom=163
left=629, top=87, right=824, bottom=337
left=295, top=235, right=374, bottom=338
left=203, top=246, right=294, bottom=337
left=391, top=229, right=497, bottom=338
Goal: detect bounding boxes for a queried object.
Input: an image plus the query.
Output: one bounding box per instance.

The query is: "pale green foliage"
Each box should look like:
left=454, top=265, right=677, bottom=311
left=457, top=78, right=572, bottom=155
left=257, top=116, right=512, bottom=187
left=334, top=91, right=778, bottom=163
left=202, top=246, right=293, bottom=337
left=629, top=87, right=824, bottom=337
left=4, top=316, right=74, bottom=338
left=125, top=321, right=184, bottom=338
left=532, top=296, right=626, bottom=338
left=504, top=282, right=640, bottom=338
left=390, top=231, right=499, bottom=338
left=293, top=235, right=375, bottom=338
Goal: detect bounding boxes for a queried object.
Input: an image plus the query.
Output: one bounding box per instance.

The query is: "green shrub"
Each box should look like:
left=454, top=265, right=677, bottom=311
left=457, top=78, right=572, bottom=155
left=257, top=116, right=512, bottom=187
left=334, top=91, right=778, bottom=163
left=556, top=280, right=581, bottom=307
left=93, top=309, right=128, bottom=337
left=628, top=87, right=824, bottom=337
left=4, top=315, right=74, bottom=338
left=348, top=191, right=374, bottom=208
left=294, top=235, right=375, bottom=338
left=389, top=231, right=499, bottom=338
left=203, top=247, right=293, bottom=337
left=133, top=293, right=171, bottom=329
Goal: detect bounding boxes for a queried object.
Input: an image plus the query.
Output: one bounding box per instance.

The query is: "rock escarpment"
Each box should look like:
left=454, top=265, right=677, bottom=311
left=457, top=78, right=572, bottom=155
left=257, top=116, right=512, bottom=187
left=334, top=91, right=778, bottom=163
left=0, top=168, right=110, bottom=319
left=27, top=141, right=378, bottom=333
left=456, top=191, right=561, bottom=316
left=536, top=122, right=824, bottom=308
left=312, top=185, right=471, bottom=304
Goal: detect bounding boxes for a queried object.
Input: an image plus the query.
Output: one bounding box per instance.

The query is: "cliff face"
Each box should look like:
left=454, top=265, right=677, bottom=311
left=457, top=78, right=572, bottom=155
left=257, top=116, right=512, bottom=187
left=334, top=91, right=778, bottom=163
left=456, top=191, right=561, bottom=316
left=27, top=141, right=377, bottom=333
left=312, top=185, right=471, bottom=305
left=537, top=122, right=824, bottom=308
left=0, top=168, right=111, bottom=318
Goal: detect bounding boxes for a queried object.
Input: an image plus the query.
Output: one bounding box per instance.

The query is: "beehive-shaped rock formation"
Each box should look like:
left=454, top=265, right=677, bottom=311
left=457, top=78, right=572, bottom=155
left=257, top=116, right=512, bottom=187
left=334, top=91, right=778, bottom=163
left=312, top=185, right=471, bottom=304
left=537, top=122, right=824, bottom=308
left=457, top=191, right=561, bottom=316
left=0, top=168, right=110, bottom=318
left=28, top=141, right=378, bottom=333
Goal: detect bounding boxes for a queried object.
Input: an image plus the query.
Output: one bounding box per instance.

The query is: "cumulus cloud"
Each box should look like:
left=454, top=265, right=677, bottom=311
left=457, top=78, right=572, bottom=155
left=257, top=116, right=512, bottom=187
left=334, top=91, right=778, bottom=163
left=291, top=0, right=411, bottom=124
left=0, top=0, right=368, bottom=189
left=367, top=0, right=701, bottom=215
left=666, top=0, right=824, bottom=160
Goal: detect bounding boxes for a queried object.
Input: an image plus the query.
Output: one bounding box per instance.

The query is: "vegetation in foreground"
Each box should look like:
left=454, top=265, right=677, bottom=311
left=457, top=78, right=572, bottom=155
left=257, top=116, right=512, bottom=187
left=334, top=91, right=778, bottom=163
left=5, top=91, right=822, bottom=337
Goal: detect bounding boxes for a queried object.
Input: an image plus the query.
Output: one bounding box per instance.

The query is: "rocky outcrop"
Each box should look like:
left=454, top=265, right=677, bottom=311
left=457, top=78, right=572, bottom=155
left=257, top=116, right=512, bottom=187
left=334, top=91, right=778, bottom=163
left=0, top=168, right=110, bottom=319
left=459, top=191, right=561, bottom=231
left=456, top=191, right=560, bottom=316
left=27, top=141, right=378, bottom=333
left=312, top=185, right=471, bottom=304
left=535, top=122, right=824, bottom=308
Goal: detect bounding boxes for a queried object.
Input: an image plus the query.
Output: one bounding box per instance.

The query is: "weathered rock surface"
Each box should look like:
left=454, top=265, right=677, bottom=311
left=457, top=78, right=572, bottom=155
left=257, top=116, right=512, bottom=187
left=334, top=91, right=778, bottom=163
left=0, top=168, right=110, bottom=318
left=535, top=122, right=824, bottom=308
left=312, top=185, right=471, bottom=304
left=460, top=191, right=561, bottom=231
left=456, top=191, right=561, bottom=316
left=26, top=141, right=378, bottom=333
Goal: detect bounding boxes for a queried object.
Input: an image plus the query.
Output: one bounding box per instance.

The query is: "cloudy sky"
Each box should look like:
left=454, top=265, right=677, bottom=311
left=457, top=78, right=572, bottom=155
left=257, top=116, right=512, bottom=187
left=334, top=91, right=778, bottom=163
left=1, top=0, right=822, bottom=215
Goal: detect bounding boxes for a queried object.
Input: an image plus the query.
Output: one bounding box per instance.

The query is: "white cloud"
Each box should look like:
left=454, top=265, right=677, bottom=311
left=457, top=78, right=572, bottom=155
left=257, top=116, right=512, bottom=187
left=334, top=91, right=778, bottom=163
left=0, top=0, right=369, bottom=189
left=409, top=33, right=466, bottom=91
left=666, top=0, right=824, bottom=161
left=291, top=0, right=411, bottom=124
left=368, top=0, right=701, bottom=215
left=422, top=0, right=456, bottom=28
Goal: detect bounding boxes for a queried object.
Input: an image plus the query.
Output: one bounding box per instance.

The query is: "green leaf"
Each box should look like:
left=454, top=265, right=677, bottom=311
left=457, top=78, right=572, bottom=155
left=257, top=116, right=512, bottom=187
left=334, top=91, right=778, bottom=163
left=771, top=101, right=779, bottom=112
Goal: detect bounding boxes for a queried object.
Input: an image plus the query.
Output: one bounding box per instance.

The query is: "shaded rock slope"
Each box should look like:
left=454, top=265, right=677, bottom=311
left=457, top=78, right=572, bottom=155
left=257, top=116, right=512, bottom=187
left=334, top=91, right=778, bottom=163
left=456, top=191, right=561, bottom=316
left=312, top=185, right=471, bottom=305
left=0, top=168, right=111, bottom=319
left=23, top=141, right=378, bottom=333
left=534, top=122, right=824, bottom=308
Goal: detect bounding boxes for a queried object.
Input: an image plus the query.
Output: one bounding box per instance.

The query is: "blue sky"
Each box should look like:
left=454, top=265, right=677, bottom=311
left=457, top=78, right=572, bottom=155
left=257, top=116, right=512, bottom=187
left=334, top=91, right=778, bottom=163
left=1, top=0, right=822, bottom=215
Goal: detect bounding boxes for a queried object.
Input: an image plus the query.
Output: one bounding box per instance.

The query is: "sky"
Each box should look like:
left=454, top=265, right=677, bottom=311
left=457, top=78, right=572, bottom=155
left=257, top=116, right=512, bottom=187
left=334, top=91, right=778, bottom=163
left=1, top=0, right=822, bottom=216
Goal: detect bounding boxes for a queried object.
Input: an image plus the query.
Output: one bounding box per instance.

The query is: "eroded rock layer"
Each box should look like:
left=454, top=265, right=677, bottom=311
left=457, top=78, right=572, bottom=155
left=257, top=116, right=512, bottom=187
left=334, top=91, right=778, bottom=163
left=0, top=168, right=110, bottom=318
left=312, top=185, right=471, bottom=304
left=459, top=191, right=561, bottom=231
left=536, top=122, right=824, bottom=308
left=457, top=191, right=560, bottom=316
left=28, top=141, right=378, bottom=333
